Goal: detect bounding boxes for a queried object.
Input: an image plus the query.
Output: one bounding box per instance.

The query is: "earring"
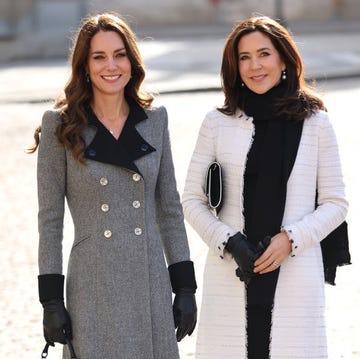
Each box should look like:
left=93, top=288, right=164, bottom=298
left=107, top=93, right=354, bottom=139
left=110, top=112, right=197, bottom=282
left=86, top=73, right=90, bottom=83
left=282, top=70, right=287, bottom=80
left=241, top=82, right=245, bottom=87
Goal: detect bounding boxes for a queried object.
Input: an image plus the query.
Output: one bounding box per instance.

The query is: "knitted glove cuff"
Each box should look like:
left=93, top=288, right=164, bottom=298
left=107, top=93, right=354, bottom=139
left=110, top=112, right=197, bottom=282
left=168, top=261, right=197, bottom=294
left=38, top=274, right=64, bottom=303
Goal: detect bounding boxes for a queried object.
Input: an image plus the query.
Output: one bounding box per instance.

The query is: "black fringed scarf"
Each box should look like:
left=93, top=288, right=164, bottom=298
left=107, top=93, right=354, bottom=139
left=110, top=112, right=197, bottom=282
left=242, top=83, right=304, bottom=359
left=242, top=83, right=350, bottom=287
left=242, top=84, right=303, bottom=245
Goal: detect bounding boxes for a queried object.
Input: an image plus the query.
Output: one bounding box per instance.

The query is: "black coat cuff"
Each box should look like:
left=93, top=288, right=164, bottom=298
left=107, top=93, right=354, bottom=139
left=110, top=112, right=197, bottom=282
left=38, top=274, right=64, bottom=303
left=168, top=261, right=197, bottom=294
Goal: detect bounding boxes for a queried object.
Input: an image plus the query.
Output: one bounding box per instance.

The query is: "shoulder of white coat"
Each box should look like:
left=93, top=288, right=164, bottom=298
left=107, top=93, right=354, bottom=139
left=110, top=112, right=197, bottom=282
left=306, top=109, right=331, bottom=127
left=202, top=108, right=246, bottom=129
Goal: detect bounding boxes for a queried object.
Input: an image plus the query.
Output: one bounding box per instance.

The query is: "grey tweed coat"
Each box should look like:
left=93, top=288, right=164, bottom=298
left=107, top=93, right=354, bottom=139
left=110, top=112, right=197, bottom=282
left=37, top=105, right=190, bottom=359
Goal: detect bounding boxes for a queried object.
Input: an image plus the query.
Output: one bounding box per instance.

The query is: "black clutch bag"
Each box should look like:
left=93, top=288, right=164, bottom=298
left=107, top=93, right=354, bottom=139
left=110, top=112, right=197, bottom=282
left=205, top=161, right=223, bottom=214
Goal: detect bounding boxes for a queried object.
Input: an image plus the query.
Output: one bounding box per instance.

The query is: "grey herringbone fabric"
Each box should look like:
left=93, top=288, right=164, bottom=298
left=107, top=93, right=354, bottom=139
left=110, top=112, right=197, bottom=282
left=37, top=107, right=190, bottom=359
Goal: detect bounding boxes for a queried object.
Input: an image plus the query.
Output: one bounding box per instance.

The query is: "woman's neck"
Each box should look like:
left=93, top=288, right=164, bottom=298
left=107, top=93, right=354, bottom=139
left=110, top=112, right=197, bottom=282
left=91, top=95, right=130, bottom=139
left=91, top=95, right=129, bottom=124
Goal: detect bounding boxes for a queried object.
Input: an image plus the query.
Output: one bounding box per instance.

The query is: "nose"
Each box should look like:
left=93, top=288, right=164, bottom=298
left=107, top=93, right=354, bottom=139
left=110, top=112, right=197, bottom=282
left=106, top=58, right=117, bottom=70
left=250, top=57, right=262, bottom=70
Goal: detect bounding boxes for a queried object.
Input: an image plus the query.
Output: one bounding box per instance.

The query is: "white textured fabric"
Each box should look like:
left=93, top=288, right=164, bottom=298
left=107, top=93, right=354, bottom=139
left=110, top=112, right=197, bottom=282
left=182, top=108, right=348, bottom=359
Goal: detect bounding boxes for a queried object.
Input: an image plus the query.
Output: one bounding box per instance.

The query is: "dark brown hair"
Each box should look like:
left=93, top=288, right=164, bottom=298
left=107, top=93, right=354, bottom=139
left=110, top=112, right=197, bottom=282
left=28, top=12, right=153, bottom=163
left=219, top=15, right=325, bottom=119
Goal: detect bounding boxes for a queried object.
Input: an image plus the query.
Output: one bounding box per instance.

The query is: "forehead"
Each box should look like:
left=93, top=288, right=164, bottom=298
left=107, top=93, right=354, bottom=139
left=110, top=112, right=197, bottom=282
left=237, top=31, right=274, bottom=52
left=90, top=30, right=125, bottom=51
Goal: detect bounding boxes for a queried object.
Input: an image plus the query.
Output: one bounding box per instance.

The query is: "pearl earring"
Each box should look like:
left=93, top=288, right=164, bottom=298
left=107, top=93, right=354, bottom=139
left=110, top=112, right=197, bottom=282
left=282, top=70, right=287, bottom=80
left=86, top=73, right=90, bottom=83
left=241, top=82, right=245, bottom=87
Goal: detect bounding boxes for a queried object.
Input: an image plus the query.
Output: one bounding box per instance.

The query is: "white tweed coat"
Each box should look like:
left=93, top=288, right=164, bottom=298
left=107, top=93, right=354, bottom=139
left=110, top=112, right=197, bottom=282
left=37, top=106, right=190, bottom=359
left=182, top=108, right=348, bottom=358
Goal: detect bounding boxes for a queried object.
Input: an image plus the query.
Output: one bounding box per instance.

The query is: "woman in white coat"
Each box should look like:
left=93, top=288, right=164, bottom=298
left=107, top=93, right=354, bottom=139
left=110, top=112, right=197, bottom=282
left=182, top=16, right=348, bottom=359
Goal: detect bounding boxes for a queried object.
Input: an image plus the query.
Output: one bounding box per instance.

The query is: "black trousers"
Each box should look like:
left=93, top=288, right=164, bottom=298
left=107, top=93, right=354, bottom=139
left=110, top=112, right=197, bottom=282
left=246, top=269, right=280, bottom=359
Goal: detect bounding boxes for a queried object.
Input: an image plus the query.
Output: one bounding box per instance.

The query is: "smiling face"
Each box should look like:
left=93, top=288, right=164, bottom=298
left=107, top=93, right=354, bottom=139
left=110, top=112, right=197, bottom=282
left=87, top=30, right=131, bottom=100
left=237, top=31, right=286, bottom=94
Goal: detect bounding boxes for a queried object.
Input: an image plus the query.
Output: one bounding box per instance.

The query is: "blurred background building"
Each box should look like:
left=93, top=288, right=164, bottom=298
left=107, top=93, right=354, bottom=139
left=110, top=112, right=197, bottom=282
left=0, top=0, right=360, bottom=62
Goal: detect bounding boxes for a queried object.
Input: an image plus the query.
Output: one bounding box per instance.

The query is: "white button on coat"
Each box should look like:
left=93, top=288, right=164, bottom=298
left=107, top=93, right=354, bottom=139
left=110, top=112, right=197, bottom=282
left=104, top=230, right=112, bottom=238
left=101, top=204, right=109, bottom=212
left=134, top=228, right=142, bottom=235
left=132, top=173, right=141, bottom=182
left=100, top=177, right=108, bottom=186
left=132, top=200, right=140, bottom=208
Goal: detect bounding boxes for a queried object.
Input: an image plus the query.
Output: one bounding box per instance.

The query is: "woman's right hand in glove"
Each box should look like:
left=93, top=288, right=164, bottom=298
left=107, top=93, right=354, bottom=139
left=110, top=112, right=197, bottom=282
left=225, top=233, right=271, bottom=284
left=225, top=232, right=258, bottom=273
left=42, top=299, right=72, bottom=344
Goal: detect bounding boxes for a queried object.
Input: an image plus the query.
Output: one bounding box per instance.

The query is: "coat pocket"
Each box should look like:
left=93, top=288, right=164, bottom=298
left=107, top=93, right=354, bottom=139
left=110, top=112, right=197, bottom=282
left=71, top=234, right=91, bottom=252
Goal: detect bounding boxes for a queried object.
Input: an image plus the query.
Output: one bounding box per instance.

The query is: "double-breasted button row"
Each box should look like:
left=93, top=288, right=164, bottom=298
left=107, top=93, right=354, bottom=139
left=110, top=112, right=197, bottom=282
left=131, top=171, right=141, bottom=232
left=104, top=228, right=142, bottom=238
left=100, top=175, right=143, bottom=239
left=100, top=177, right=111, bottom=238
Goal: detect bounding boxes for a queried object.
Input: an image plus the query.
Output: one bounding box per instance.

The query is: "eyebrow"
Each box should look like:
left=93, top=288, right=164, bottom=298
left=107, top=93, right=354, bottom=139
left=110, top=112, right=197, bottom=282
left=238, top=47, right=272, bottom=55
left=90, top=47, right=126, bottom=55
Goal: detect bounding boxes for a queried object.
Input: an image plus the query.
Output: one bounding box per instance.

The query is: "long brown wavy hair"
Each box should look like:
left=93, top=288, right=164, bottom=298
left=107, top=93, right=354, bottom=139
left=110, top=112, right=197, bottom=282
left=28, top=12, right=153, bottom=163
left=219, top=15, right=325, bottom=119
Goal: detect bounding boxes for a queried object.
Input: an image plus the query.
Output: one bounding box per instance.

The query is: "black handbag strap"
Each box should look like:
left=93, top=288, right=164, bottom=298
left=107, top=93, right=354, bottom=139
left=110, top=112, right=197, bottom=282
left=41, top=343, right=50, bottom=358
left=41, top=338, right=77, bottom=359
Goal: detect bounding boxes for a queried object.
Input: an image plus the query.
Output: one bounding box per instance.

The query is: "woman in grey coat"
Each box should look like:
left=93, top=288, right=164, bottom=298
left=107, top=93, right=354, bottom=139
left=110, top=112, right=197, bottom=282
left=29, top=13, right=197, bottom=359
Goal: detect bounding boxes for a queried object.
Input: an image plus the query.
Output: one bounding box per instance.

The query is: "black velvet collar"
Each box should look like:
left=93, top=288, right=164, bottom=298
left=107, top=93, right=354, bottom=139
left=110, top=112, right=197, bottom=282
left=84, top=100, right=156, bottom=173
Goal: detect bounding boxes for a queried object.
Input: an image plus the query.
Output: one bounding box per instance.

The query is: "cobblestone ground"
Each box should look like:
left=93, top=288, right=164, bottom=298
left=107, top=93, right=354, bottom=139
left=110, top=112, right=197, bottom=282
left=1, top=87, right=359, bottom=358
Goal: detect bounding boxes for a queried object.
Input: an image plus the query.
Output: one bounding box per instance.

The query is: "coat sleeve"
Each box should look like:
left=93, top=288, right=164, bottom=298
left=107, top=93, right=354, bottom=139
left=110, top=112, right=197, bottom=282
left=37, top=110, right=66, bottom=275
left=282, top=112, right=348, bottom=257
left=154, top=106, right=191, bottom=266
left=182, top=111, right=238, bottom=259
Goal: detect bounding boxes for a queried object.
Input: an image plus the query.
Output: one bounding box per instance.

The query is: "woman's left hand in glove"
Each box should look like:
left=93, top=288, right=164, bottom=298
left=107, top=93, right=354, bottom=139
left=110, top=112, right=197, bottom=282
left=173, top=288, right=197, bottom=342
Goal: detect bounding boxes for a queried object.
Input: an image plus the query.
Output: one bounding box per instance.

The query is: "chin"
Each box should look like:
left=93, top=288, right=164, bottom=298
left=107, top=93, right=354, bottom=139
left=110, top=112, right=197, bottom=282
left=250, top=84, right=274, bottom=94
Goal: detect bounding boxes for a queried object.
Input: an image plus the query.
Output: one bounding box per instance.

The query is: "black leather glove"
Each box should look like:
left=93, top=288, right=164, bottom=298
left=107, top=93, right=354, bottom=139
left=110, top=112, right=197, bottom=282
left=42, top=299, right=72, bottom=344
left=173, top=288, right=197, bottom=342
left=226, top=233, right=271, bottom=284
left=38, top=274, right=72, bottom=345
left=225, top=232, right=258, bottom=275
left=168, top=261, right=197, bottom=341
